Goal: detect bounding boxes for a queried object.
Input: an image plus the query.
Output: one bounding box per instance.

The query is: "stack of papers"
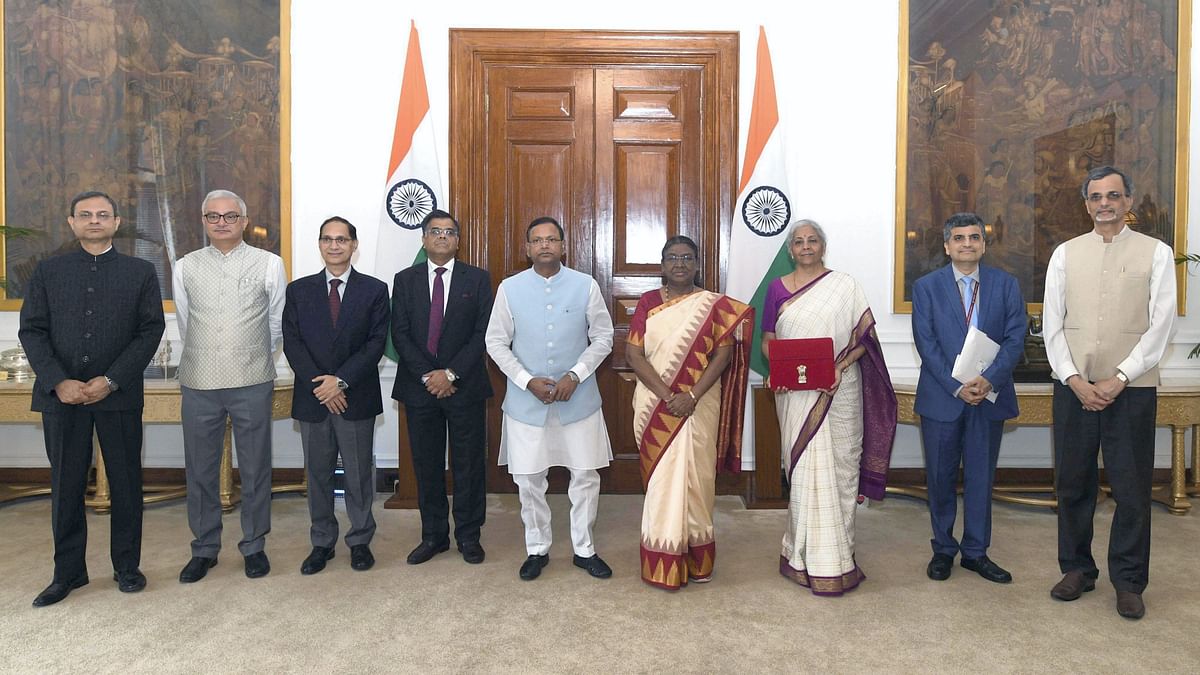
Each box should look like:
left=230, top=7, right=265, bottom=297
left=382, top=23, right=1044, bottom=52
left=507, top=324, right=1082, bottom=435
left=952, top=326, right=1001, bottom=403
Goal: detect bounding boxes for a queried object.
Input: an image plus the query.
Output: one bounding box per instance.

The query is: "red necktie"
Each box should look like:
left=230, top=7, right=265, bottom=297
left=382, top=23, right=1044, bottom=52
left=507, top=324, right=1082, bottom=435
left=329, top=278, right=342, bottom=326
left=427, top=267, right=446, bottom=355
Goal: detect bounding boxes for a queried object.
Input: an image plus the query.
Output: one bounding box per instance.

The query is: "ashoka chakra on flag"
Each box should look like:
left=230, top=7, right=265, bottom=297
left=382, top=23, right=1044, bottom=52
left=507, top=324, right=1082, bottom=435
left=387, top=178, right=437, bottom=229
left=741, top=185, right=790, bottom=237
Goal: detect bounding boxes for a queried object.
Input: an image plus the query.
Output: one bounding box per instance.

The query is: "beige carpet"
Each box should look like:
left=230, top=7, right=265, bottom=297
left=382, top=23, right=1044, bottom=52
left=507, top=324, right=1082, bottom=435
left=1, top=491, right=1198, bottom=673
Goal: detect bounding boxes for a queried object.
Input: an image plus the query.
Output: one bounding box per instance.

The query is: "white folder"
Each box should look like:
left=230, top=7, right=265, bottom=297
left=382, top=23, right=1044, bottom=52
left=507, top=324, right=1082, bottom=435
left=951, top=326, right=1001, bottom=403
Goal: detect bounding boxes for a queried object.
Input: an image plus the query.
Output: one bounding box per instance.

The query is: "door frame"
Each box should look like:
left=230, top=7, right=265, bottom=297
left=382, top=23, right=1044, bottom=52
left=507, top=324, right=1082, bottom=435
left=447, top=28, right=740, bottom=494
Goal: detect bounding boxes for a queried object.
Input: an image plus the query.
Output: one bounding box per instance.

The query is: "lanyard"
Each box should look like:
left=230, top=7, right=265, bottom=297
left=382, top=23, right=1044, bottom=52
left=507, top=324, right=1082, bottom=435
left=959, top=278, right=980, bottom=327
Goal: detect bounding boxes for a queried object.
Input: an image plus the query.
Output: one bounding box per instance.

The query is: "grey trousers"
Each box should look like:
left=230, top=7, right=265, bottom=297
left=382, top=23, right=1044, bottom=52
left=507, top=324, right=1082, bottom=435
left=298, top=415, right=377, bottom=548
left=182, top=382, right=274, bottom=557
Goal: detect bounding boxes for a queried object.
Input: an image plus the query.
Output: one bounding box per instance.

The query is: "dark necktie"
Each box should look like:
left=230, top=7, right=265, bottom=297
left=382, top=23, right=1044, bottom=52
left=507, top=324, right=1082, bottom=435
left=329, top=278, right=342, bottom=326
left=427, top=267, right=446, bottom=355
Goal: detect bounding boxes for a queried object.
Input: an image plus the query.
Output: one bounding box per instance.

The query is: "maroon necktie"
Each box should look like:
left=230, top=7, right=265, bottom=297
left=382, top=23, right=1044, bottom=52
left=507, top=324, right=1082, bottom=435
left=329, top=278, right=342, bottom=326
left=427, top=267, right=446, bottom=355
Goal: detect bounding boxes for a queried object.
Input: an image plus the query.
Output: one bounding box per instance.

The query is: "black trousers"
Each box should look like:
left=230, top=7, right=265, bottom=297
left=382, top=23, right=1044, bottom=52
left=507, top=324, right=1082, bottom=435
left=404, top=399, right=487, bottom=546
left=42, top=407, right=144, bottom=583
left=1052, top=382, right=1156, bottom=593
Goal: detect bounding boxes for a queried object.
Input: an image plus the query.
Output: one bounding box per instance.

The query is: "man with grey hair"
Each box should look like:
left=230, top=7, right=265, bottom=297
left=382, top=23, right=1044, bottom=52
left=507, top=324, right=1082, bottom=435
left=172, top=189, right=287, bottom=582
left=1042, top=165, right=1175, bottom=619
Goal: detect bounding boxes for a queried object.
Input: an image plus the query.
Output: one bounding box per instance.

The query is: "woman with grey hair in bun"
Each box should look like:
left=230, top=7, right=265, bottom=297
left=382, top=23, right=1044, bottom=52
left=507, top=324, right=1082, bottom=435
left=760, top=219, right=896, bottom=596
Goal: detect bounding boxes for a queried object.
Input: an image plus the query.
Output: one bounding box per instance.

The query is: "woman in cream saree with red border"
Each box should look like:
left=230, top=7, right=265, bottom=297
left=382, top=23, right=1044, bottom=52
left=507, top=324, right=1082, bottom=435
left=628, top=289, right=752, bottom=590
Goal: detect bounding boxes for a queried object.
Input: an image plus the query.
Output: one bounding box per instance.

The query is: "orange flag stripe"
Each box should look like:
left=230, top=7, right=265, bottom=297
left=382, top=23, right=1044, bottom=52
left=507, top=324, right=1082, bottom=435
left=388, top=20, right=431, bottom=177
left=737, top=25, right=778, bottom=194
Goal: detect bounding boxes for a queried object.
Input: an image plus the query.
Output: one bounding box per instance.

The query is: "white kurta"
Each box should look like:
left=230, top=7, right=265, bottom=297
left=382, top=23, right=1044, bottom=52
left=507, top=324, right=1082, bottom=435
left=485, top=271, right=614, bottom=474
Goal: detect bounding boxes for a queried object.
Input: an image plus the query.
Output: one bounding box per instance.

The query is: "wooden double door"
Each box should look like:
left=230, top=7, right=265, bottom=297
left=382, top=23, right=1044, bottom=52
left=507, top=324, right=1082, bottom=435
left=448, top=30, right=738, bottom=493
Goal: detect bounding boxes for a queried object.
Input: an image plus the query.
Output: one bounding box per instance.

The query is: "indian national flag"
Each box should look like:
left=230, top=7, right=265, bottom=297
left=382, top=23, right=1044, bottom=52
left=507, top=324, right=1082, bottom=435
left=376, top=20, right=443, bottom=361
left=724, top=26, right=794, bottom=378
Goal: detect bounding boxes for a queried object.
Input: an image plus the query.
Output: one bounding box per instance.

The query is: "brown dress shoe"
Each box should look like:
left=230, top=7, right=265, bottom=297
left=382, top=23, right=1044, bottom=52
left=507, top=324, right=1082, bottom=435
left=1116, top=591, right=1145, bottom=619
left=1050, top=570, right=1096, bottom=601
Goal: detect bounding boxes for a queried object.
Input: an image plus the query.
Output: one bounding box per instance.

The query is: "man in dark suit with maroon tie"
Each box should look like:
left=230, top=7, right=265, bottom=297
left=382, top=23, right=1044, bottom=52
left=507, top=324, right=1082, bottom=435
left=391, top=209, right=493, bottom=565
left=283, top=216, right=390, bottom=574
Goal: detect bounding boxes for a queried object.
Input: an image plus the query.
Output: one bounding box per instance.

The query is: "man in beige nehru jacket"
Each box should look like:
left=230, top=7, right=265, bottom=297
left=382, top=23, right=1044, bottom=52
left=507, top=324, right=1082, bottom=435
left=173, top=189, right=286, bottom=582
left=1042, top=165, right=1175, bottom=620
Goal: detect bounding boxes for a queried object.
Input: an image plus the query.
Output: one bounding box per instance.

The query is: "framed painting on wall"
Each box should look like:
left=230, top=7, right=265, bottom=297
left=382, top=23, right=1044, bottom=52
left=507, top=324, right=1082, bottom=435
left=0, top=0, right=291, bottom=311
left=895, top=0, right=1190, bottom=312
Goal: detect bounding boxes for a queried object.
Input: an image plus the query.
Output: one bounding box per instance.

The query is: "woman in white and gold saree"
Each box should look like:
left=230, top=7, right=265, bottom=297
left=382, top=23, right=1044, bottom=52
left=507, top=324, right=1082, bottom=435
left=762, top=220, right=896, bottom=596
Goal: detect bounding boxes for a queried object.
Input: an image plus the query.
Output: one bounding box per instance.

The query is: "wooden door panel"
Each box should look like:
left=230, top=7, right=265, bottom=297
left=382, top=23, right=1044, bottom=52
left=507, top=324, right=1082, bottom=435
left=596, top=66, right=707, bottom=491
left=487, top=67, right=595, bottom=280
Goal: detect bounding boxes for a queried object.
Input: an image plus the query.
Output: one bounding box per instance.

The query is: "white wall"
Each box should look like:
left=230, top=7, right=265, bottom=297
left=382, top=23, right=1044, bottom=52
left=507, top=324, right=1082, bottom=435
left=2, top=1, right=1198, bottom=470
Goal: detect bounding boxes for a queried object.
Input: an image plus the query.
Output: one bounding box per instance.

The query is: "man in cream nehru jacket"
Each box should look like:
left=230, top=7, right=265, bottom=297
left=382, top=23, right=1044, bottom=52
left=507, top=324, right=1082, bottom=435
left=1042, top=165, right=1175, bottom=620
left=173, top=189, right=286, bottom=582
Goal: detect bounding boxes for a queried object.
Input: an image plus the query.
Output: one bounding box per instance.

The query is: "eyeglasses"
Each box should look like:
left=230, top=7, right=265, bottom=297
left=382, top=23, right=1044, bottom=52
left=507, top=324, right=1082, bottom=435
left=664, top=254, right=696, bottom=263
left=1086, top=191, right=1127, bottom=203
left=204, top=211, right=243, bottom=224
left=530, top=236, right=562, bottom=245
left=74, top=211, right=114, bottom=221
left=427, top=227, right=458, bottom=238
left=319, top=236, right=353, bottom=245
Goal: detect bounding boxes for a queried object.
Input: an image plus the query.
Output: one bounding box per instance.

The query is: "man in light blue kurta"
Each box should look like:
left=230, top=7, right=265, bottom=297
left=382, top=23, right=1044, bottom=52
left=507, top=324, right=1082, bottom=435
left=485, top=216, right=615, bottom=581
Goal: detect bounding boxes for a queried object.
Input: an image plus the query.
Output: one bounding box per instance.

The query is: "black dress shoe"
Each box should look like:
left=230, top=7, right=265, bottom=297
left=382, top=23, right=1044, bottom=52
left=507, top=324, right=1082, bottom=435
left=519, top=554, right=549, bottom=580
left=960, top=555, right=1012, bottom=583
left=406, top=540, right=449, bottom=565
left=179, top=556, right=217, bottom=583
left=244, top=551, right=270, bottom=579
left=1116, top=590, right=1145, bottom=619
left=301, top=547, right=335, bottom=575
left=1051, top=570, right=1096, bottom=601
left=32, top=575, right=89, bottom=607
left=927, top=553, right=954, bottom=581
left=113, top=568, right=147, bottom=593
left=350, top=544, right=375, bottom=571
left=459, top=541, right=485, bottom=565
left=573, top=554, right=613, bottom=579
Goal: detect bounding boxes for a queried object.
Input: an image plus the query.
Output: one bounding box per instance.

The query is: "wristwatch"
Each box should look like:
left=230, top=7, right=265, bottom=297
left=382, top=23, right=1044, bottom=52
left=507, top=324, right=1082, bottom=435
left=1115, top=370, right=1129, bottom=385
left=566, top=371, right=580, bottom=383
left=445, top=369, right=458, bottom=382
left=105, top=376, right=118, bottom=392
left=336, top=378, right=348, bottom=390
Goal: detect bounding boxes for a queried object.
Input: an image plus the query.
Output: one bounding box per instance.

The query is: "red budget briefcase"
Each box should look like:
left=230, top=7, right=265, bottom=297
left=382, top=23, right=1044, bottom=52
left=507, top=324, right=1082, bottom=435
left=768, top=337, right=836, bottom=391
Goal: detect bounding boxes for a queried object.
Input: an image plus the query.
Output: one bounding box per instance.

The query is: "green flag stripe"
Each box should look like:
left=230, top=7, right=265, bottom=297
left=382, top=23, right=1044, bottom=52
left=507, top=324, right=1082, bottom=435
left=383, top=246, right=430, bottom=362
left=747, top=242, right=796, bottom=377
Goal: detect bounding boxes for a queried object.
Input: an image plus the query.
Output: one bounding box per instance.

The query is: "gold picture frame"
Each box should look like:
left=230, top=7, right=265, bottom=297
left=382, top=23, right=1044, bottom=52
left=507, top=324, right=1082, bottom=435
left=894, top=0, right=1190, bottom=314
left=0, top=0, right=291, bottom=312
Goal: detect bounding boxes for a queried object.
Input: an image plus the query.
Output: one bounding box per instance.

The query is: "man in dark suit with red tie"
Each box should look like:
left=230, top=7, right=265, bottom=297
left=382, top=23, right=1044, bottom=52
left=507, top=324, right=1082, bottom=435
left=391, top=209, right=493, bottom=565
left=283, top=216, right=390, bottom=574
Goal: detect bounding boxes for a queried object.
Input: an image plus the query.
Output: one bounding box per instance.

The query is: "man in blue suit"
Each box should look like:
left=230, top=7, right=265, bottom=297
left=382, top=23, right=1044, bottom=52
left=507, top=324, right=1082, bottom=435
left=283, top=216, right=390, bottom=574
left=912, top=212, right=1025, bottom=583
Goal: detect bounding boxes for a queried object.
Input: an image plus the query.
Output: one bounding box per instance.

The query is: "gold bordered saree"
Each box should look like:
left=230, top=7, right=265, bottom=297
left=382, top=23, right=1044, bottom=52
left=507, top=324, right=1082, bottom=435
left=629, top=290, right=753, bottom=590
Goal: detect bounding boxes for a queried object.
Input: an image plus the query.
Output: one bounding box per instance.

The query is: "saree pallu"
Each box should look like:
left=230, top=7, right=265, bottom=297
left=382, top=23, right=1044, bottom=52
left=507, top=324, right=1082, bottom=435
left=772, top=271, right=896, bottom=596
left=630, top=290, right=753, bottom=589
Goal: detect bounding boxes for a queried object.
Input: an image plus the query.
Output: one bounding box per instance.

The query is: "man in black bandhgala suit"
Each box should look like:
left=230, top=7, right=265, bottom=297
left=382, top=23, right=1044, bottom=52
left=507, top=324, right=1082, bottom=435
left=19, top=190, right=166, bottom=607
